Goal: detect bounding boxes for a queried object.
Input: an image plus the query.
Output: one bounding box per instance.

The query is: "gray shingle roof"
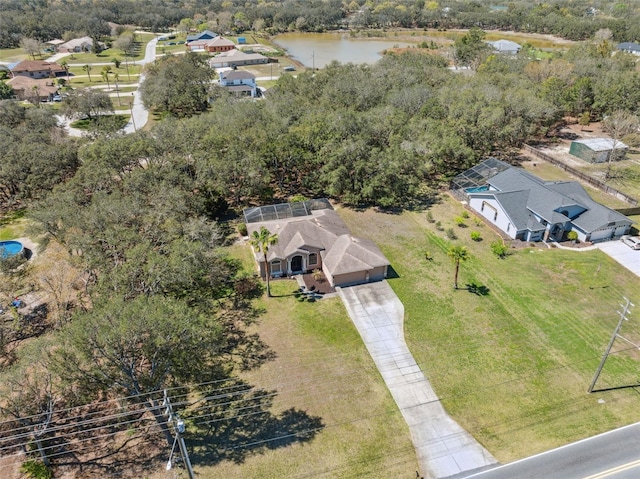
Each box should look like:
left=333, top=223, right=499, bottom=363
left=482, top=167, right=631, bottom=233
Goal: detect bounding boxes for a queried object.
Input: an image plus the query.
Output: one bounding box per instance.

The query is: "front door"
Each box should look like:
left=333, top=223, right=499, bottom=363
left=291, top=255, right=303, bottom=273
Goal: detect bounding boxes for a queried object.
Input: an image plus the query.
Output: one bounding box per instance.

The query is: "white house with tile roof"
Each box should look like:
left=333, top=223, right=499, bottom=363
left=461, top=161, right=632, bottom=243
left=244, top=202, right=389, bottom=287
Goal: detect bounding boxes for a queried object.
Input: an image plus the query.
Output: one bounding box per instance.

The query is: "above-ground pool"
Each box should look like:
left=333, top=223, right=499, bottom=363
left=0, top=240, right=24, bottom=259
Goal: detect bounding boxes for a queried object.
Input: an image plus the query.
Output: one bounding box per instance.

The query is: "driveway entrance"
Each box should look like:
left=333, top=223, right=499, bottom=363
left=339, top=281, right=496, bottom=478
left=597, top=241, right=640, bottom=277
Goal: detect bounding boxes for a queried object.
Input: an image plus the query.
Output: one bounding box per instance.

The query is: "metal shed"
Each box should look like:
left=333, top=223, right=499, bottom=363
left=569, top=138, right=628, bottom=164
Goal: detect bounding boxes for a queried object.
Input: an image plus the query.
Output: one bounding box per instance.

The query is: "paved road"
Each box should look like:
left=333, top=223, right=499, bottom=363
left=463, top=421, right=640, bottom=479
left=339, top=282, right=496, bottom=479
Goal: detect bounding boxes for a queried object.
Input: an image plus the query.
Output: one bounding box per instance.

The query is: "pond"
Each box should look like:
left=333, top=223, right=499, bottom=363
left=272, top=32, right=415, bottom=69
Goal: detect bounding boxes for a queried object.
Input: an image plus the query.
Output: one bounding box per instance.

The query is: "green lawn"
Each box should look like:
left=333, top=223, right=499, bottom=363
left=0, top=47, right=28, bottom=62
left=184, top=242, right=418, bottom=478
left=338, top=197, right=640, bottom=463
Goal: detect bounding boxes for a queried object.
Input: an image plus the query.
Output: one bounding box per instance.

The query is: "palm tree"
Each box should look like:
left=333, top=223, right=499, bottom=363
left=249, top=226, right=279, bottom=297
left=82, top=64, right=92, bottom=82
left=113, top=73, right=121, bottom=105
left=101, top=71, right=111, bottom=90
left=60, top=60, right=70, bottom=83
left=447, top=245, right=469, bottom=290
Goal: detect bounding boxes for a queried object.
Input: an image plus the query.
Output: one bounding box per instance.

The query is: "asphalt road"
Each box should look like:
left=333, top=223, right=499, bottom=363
left=462, top=421, right=640, bottom=479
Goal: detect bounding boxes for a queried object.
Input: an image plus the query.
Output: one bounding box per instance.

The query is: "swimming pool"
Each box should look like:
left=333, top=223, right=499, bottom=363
left=0, top=240, right=24, bottom=259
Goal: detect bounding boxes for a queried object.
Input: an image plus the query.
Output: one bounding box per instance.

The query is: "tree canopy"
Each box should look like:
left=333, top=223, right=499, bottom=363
left=140, top=53, right=217, bottom=117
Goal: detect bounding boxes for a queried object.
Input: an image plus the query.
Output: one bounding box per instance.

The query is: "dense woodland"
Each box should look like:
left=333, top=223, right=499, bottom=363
left=2, top=0, right=640, bottom=474
left=3, top=0, right=640, bottom=48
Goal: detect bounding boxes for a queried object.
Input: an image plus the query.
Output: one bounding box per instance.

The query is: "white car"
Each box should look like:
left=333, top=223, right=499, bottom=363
left=621, top=235, right=640, bottom=250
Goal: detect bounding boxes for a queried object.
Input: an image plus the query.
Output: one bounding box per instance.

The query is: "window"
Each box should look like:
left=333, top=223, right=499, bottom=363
left=481, top=202, right=485, bottom=212
left=493, top=211, right=498, bottom=221
left=309, top=253, right=318, bottom=266
left=507, top=223, right=510, bottom=232
left=270, top=260, right=281, bottom=273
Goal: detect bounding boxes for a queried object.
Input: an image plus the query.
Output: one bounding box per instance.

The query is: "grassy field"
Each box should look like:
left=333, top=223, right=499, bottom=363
left=338, top=197, right=640, bottom=463
left=0, top=47, right=28, bottom=63
left=183, top=242, right=418, bottom=478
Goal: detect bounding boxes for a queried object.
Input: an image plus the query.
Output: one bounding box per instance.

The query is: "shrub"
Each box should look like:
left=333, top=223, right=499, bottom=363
left=461, top=211, right=470, bottom=219
left=435, top=221, right=443, bottom=231
left=426, top=211, right=435, bottom=223
left=446, top=228, right=457, bottom=240
left=424, top=251, right=433, bottom=261
left=20, top=460, right=52, bottom=479
left=491, top=240, right=509, bottom=259
left=470, top=231, right=482, bottom=241
left=473, top=217, right=483, bottom=227
left=567, top=231, right=578, bottom=242
left=237, top=222, right=248, bottom=236
left=312, top=269, right=323, bottom=281
left=454, top=216, right=466, bottom=227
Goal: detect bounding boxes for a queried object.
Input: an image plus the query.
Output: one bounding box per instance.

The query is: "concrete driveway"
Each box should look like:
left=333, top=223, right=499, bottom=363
left=597, top=240, right=640, bottom=277
left=339, top=281, right=496, bottom=479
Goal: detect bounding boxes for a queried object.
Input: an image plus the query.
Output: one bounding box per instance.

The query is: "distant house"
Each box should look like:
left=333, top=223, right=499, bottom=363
left=186, top=30, right=218, bottom=43
left=187, top=36, right=235, bottom=53
left=7, top=76, right=59, bottom=102
left=569, top=138, right=628, bottom=163
left=616, top=42, right=640, bottom=56
left=10, top=60, right=64, bottom=79
left=244, top=200, right=390, bottom=288
left=453, top=159, right=632, bottom=243
left=487, top=39, right=522, bottom=55
left=45, top=39, right=65, bottom=51
left=209, top=49, right=268, bottom=68
left=219, top=70, right=257, bottom=97
left=58, top=36, right=96, bottom=53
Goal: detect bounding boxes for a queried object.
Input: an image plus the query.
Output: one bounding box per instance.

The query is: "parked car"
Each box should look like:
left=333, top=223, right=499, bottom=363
left=621, top=235, right=640, bottom=250
left=283, top=66, right=296, bottom=71
left=167, top=42, right=176, bottom=46
left=52, top=95, right=62, bottom=102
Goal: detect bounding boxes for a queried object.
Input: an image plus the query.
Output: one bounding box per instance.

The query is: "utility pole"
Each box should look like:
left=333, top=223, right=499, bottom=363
left=163, top=390, right=195, bottom=479
left=588, top=297, right=634, bottom=393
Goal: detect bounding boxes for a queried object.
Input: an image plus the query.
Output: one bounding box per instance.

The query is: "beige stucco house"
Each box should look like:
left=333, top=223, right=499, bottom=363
left=244, top=201, right=390, bottom=288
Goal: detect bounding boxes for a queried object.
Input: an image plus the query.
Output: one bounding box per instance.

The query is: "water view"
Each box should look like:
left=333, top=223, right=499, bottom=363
left=273, top=32, right=414, bottom=68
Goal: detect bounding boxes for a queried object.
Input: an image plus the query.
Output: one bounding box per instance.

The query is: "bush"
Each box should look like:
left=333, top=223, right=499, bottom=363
left=473, top=217, right=483, bottom=227
left=470, top=231, right=482, bottom=241
left=454, top=216, right=466, bottom=227
left=426, top=211, right=435, bottom=223
left=461, top=211, right=470, bottom=219
left=435, top=221, right=443, bottom=231
left=237, top=222, right=248, bottom=236
left=491, top=240, right=509, bottom=259
left=567, top=231, right=578, bottom=242
left=424, top=251, right=433, bottom=261
left=446, top=228, right=457, bottom=240
left=20, top=460, right=52, bottom=479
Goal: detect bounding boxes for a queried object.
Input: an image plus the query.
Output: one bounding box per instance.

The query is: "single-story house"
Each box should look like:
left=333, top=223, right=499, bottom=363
left=7, top=76, right=59, bottom=102
left=616, top=42, right=640, bottom=56
left=244, top=200, right=390, bottom=288
left=45, top=39, right=65, bottom=51
left=10, top=60, right=65, bottom=79
left=456, top=160, right=632, bottom=243
left=186, top=30, right=218, bottom=43
left=219, top=70, right=257, bottom=97
left=187, top=36, right=235, bottom=53
left=569, top=138, right=628, bottom=163
left=58, top=36, right=95, bottom=53
left=209, top=49, right=268, bottom=68
left=487, top=39, right=522, bottom=54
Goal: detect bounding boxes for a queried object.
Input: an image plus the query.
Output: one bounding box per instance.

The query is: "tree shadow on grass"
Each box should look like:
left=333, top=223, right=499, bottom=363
left=186, top=380, right=324, bottom=466
left=466, top=282, right=490, bottom=296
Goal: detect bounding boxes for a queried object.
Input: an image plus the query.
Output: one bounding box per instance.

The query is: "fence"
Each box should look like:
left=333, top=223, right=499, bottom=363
left=523, top=144, right=638, bottom=207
